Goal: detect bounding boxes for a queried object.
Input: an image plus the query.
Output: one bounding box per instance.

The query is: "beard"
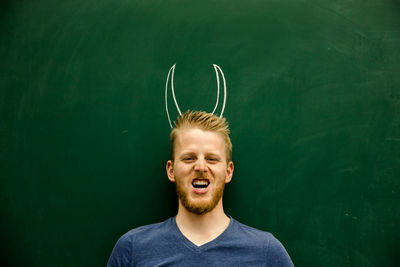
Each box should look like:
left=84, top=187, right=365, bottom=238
left=175, top=175, right=225, bottom=215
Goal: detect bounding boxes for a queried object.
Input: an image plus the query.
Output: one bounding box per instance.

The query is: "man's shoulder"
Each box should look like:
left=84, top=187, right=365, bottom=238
left=230, top=219, right=290, bottom=254
left=230, top=218, right=293, bottom=266
left=230, top=218, right=275, bottom=242
left=117, top=217, right=174, bottom=244
left=107, top=218, right=177, bottom=267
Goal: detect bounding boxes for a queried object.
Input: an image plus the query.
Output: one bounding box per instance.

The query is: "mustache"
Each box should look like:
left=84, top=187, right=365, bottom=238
left=193, top=173, right=209, bottom=179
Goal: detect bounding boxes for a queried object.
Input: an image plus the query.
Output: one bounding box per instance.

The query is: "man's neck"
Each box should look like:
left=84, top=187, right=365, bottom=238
left=175, top=201, right=230, bottom=247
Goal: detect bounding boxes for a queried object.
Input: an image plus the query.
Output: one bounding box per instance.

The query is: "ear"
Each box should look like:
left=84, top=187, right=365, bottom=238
left=166, top=160, right=175, bottom=183
left=225, top=161, right=234, bottom=184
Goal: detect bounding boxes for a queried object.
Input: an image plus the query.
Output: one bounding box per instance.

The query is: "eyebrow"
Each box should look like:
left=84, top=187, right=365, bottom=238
left=205, top=153, right=221, bottom=158
left=178, top=151, right=222, bottom=158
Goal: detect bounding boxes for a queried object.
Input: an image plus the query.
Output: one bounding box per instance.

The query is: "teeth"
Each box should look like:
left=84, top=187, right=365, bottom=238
left=192, top=179, right=210, bottom=188
left=193, top=180, right=208, bottom=185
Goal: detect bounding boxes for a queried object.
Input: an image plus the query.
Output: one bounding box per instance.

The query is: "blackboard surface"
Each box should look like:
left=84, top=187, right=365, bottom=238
left=1, top=1, right=400, bottom=266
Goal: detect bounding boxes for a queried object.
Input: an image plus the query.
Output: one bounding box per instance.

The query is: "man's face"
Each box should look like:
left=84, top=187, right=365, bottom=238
left=166, top=128, right=234, bottom=215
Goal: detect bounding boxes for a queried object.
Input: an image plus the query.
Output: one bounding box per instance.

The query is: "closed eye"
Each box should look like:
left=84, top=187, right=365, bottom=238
left=181, top=155, right=196, bottom=162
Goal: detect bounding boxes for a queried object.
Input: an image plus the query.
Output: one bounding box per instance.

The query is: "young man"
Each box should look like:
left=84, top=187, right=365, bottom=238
left=107, top=111, right=294, bottom=266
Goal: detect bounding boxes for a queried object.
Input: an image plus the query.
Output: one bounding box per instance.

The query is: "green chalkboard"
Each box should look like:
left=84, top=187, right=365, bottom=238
left=1, top=0, right=400, bottom=266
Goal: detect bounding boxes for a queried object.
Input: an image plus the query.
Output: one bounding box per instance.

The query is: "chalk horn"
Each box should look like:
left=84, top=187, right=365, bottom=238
left=165, top=64, right=227, bottom=128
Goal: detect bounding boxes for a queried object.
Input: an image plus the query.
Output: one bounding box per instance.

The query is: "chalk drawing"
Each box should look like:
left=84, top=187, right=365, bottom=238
left=165, top=64, right=227, bottom=128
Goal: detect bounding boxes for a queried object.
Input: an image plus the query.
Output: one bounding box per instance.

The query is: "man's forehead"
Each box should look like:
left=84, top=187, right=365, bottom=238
left=175, top=128, right=225, bottom=148
left=176, top=127, right=223, bottom=140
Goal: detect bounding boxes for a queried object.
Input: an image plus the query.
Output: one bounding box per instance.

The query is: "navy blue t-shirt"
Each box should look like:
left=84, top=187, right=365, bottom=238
left=107, top=217, right=293, bottom=267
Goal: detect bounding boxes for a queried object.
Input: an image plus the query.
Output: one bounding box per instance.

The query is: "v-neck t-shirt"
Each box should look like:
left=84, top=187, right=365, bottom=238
left=107, top=217, right=294, bottom=267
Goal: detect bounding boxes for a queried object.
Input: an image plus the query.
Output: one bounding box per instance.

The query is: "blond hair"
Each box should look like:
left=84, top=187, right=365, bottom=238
left=170, top=110, right=232, bottom=163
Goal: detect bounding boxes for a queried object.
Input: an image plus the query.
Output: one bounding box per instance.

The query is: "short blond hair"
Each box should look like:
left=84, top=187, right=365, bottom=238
left=170, top=110, right=232, bottom=163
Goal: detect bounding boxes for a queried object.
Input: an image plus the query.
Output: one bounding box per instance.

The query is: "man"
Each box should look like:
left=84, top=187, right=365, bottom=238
left=107, top=111, right=294, bottom=266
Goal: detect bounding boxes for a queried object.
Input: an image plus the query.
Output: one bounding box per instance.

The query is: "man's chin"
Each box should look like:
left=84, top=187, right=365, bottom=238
left=176, top=183, right=225, bottom=215
left=184, top=203, right=215, bottom=215
left=181, top=198, right=218, bottom=215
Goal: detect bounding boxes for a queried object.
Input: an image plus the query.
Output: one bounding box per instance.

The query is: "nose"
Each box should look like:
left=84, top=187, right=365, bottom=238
left=194, top=158, right=207, bottom=172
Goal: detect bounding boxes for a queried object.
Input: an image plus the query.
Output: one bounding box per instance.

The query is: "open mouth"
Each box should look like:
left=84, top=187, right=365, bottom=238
left=192, top=178, right=210, bottom=189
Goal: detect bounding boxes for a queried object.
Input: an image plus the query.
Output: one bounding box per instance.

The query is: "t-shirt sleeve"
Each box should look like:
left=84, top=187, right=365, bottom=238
left=266, top=235, right=294, bottom=267
left=107, top=233, right=133, bottom=267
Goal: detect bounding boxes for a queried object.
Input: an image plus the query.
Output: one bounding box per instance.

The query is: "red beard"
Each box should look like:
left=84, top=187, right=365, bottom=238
left=175, top=174, right=225, bottom=215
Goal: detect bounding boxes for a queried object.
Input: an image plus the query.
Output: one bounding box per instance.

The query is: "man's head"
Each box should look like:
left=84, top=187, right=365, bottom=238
left=169, top=111, right=232, bottom=163
left=166, top=111, right=234, bottom=215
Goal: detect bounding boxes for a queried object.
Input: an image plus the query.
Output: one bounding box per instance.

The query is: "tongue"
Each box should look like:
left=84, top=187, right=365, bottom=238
left=193, top=184, right=208, bottom=188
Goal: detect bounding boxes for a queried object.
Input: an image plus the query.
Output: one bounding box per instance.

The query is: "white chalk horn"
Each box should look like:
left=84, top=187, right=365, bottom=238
left=165, top=64, right=227, bottom=128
